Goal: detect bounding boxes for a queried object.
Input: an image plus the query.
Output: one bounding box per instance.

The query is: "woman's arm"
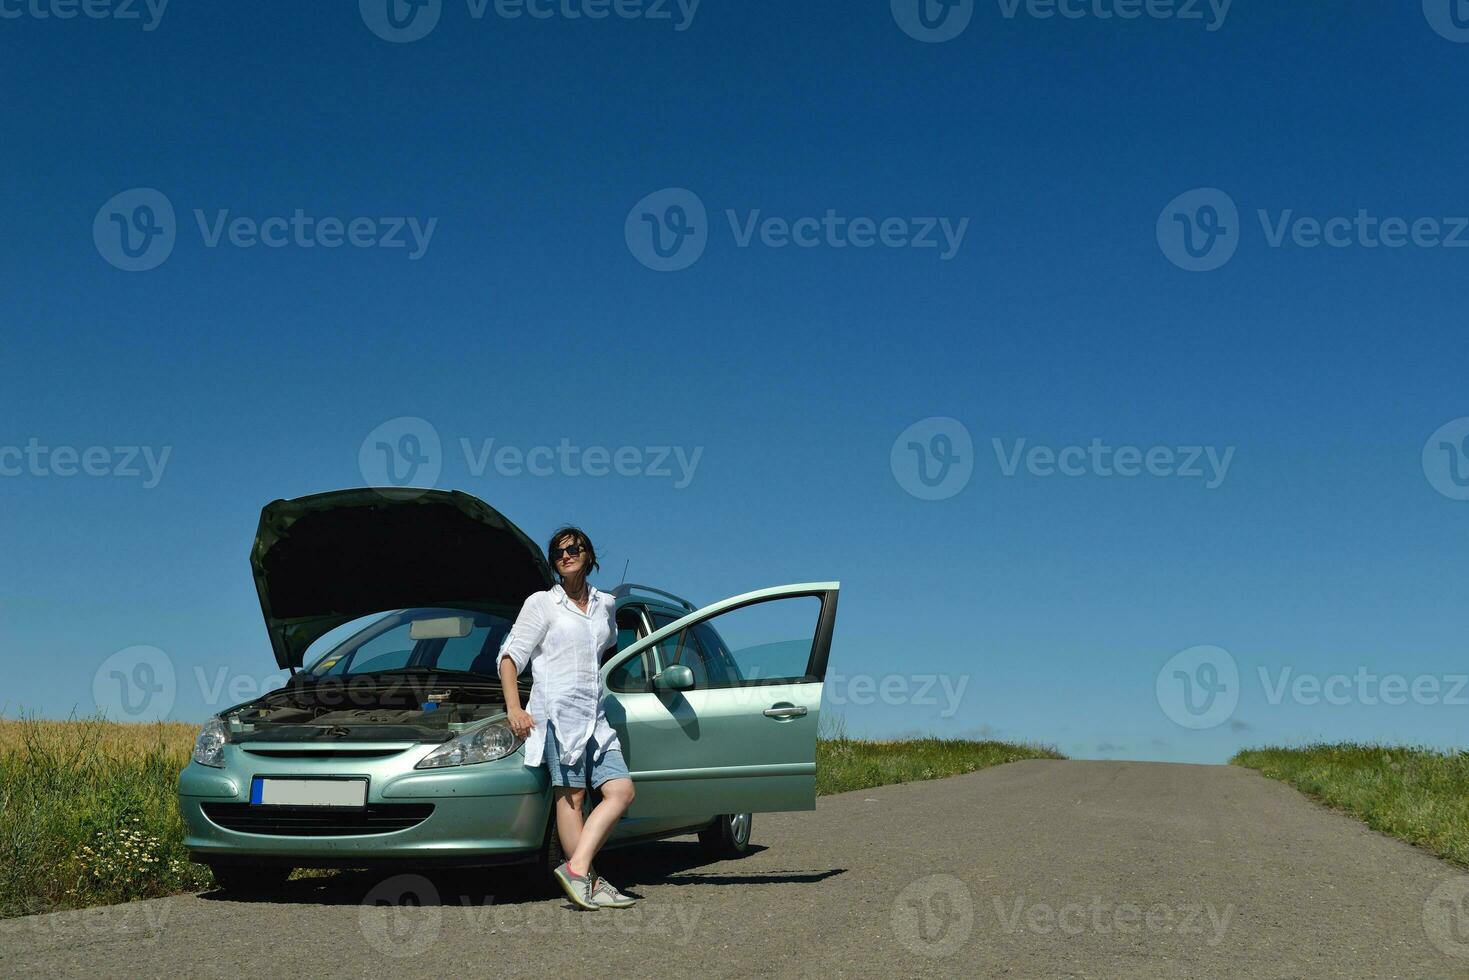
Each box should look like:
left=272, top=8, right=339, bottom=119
left=500, top=657, right=532, bottom=737
left=497, top=594, right=547, bottom=738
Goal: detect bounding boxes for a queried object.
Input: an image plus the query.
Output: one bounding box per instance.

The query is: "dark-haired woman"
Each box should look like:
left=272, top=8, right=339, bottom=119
left=497, top=526, right=637, bottom=910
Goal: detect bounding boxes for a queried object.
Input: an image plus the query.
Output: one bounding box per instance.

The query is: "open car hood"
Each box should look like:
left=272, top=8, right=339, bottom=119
left=251, top=488, right=553, bottom=670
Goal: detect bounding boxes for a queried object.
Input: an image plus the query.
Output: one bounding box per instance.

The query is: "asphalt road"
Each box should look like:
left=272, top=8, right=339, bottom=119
left=5, top=761, right=1469, bottom=978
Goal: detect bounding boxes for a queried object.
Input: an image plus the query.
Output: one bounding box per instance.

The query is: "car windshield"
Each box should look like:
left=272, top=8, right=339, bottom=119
left=303, top=607, right=514, bottom=678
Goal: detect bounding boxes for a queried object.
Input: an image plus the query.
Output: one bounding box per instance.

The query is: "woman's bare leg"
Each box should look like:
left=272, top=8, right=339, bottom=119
left=566, top=778, right=635, bottom=875
left=553, top=787, right=586, bottom=858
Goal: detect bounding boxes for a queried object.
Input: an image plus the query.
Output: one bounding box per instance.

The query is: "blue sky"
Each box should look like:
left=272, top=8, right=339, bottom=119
left=3, top=2, right=1468, bottom=763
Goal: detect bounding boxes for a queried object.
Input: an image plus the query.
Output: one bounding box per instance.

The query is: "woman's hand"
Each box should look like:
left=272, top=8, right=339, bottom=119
left=507, top=707, right=534, bottom=739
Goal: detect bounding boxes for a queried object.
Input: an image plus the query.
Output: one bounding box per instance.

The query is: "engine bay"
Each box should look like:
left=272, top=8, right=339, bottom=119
left=225, top=675, right=520, bottom=742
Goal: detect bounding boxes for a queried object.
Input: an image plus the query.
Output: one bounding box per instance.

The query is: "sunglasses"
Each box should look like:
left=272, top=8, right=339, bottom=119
left=550, top=543, right=586, bottom=561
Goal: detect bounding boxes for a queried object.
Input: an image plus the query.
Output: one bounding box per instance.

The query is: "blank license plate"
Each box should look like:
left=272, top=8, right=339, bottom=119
left=250, top=777, right=367, bottom=808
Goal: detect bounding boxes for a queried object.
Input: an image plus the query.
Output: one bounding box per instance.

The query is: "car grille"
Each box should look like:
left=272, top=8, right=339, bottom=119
left=200, top=803, right=434, bottom=836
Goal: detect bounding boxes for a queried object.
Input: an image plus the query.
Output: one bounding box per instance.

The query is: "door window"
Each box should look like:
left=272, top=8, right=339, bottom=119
left=607, top=606, right=652, bottom=692
left=649, top=595, right=825, bottom=689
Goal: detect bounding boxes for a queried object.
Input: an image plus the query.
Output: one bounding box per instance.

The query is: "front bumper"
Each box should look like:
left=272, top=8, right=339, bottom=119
left=178, top=743, right=553, bottom=868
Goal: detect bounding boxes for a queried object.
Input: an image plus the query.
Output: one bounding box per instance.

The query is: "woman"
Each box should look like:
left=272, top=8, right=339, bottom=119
left=497, top=526, right=638, bottom=910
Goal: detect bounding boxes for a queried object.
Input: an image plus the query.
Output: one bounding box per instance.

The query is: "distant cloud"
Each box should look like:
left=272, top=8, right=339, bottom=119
left=1150, top=738, right=1170, bottom=749
left=1229, top=719, right=1252, bottom=733
left=957, top=723, right=1001, bottom=740
left=1095, top=741, right=1127, bottom=753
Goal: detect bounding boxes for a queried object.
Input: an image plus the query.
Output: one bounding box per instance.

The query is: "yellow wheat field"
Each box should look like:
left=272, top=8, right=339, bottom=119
left=0, top=718, right=198, bottom=760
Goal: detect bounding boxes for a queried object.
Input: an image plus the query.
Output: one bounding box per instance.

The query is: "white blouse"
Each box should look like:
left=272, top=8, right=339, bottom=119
left=496, top=582, right=622, bottom=767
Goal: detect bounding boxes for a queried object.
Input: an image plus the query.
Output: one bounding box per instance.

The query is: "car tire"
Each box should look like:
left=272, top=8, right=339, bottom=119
left=208, top=864, right=292, bottom=895
left=527, top=811, right=567, bottom=898
left=699, top=812, right=753, bottom=858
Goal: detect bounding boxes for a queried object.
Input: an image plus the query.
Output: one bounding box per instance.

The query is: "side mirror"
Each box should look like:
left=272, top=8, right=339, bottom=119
left=653, top=665, right=694, bottom=692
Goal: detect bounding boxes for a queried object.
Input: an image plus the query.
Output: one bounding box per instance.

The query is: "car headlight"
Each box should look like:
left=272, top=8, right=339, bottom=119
left=415, top=722, right=520, bottom=769
left=192, top=716, right=228, bottom=768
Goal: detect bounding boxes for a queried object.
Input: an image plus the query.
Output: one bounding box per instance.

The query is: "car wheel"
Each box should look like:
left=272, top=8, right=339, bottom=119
left=208, top=864, right=292, bottom=895
left=699, top=812, right=753, bottom=858
left=527, top=811, right=567, bottom=898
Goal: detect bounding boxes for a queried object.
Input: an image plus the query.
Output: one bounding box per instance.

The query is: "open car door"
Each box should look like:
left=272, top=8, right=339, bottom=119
left=600, top=582, right=839, bottom=817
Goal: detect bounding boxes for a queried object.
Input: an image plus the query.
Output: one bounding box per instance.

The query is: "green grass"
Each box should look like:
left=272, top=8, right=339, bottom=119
left=1, top=714, right=1062, bottom=919
left=0, top=716, right=212, bottom=920
left=817, top=731, right=1064, bottom=795
left=1231, top=743, right=1469, bottom=867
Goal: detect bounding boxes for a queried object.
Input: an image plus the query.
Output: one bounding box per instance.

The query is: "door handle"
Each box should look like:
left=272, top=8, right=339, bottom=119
left=763, top=705, right=807, bottom=718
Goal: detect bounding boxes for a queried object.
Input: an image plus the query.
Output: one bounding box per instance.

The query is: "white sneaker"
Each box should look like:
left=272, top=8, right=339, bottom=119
left=589, top=869, right=636, bottom=908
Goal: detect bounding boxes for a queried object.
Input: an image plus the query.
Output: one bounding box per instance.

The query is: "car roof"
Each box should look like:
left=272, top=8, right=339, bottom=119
left=614, top=594, right=691, bottom=619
